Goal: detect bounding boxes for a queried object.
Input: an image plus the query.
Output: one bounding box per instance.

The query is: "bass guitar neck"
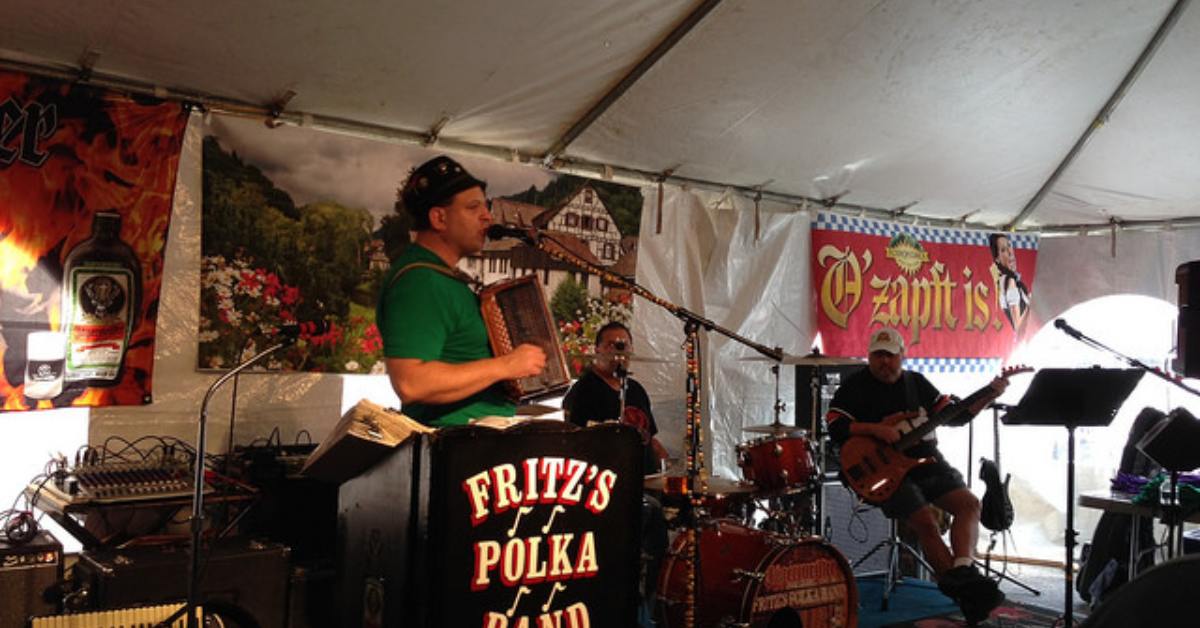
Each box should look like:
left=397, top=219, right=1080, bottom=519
left=839, top=365, right=1031, bottom=504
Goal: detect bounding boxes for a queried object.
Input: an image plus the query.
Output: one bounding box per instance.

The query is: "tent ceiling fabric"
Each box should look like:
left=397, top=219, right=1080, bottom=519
left=3, top=0, right=1196, bottom=229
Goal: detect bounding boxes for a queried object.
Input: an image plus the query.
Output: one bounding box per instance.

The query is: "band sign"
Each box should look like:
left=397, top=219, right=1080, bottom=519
left=435, top=426, right=641, bottom=627
left=811, top=213, right=1038, bottom=359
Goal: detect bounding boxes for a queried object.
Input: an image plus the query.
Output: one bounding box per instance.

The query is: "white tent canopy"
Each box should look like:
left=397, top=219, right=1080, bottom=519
left=3, top=0, right=1199, bottom=231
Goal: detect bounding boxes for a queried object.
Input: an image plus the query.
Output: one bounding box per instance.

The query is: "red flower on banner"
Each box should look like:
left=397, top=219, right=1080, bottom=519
left=281, top=286, right=301, bottom=306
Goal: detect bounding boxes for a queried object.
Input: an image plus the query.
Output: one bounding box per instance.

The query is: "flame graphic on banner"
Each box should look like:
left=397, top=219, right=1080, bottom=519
left=0, top=71, right=188, bottom=411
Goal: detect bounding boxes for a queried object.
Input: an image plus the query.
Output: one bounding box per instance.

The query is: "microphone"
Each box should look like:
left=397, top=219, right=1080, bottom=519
left=485, top=224, right=538, bottom=243
left=279, top=320, right=331, bottom=344
left=1054, top=318, right=1084, bottom=340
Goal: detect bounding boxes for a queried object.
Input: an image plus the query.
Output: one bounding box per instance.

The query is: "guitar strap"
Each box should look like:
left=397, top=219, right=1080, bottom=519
left=902, top=371, right=919, bottom=411
left=388, top=261, right=482, bottom=292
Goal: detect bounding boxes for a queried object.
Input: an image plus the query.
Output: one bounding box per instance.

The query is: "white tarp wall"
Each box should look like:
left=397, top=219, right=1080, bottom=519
left=631, top=187, right=814, bottom=478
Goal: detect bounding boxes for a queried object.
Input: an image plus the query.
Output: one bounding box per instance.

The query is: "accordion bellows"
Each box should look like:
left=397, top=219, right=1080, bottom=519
left=479, top=275, right=571, bottom=401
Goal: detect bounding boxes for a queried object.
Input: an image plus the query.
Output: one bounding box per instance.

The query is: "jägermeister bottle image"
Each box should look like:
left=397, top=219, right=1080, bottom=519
left=60, top=211, right=142, bottom=386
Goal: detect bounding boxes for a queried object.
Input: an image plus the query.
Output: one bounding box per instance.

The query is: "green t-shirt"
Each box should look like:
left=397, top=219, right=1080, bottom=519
left=376, top=244, right=514, bottom=426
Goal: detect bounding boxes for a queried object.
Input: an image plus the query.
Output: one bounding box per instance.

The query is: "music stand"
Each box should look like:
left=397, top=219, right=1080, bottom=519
left=1002, top=368, right=1143, bottom=628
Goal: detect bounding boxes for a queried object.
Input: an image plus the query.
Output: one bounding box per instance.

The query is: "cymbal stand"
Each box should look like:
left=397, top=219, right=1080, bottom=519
left=809, top=365, right=828, bottom=537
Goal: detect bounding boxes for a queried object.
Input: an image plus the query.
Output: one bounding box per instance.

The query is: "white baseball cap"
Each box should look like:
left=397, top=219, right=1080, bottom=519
left=868, top=328, right=905, bottom=354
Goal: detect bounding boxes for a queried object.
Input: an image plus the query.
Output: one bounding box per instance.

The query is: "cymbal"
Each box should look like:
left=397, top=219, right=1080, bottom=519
left=741, top=422, right=807, bottom=436
left=515, top=403, right=560, bottom=416
left=643, top=474, right=757, bottom=495
left=739, top=351, right=864, bottom=366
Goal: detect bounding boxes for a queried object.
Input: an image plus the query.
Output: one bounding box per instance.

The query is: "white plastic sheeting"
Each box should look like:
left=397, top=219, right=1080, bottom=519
left=632, top=186, right=816, bottom=477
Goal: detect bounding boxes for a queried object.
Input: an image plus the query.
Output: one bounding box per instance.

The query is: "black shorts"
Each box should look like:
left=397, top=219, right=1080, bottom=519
left=877, top=455, right=966, bottom=520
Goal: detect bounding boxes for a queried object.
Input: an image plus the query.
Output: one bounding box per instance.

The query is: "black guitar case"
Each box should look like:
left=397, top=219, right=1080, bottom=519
left=1075, top=407, right=1164, bottom=603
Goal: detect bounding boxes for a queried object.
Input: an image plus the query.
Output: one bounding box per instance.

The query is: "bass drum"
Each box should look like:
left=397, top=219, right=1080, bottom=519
left=657, top=520, right=858, bottom=628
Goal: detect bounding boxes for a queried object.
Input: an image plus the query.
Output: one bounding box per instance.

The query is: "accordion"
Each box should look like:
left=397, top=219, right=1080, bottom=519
left=479, top=275, right=571, bottom=401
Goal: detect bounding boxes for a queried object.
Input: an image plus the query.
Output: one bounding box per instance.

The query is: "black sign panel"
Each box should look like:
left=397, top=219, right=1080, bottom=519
left=338, top=420, right=642, bottom=627
left=427, top=422, right=642, bottom=628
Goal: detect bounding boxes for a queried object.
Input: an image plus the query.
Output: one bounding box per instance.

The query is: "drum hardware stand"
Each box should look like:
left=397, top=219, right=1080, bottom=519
left=850, top=514, right=936, bottom=611
left=809, top=364, right=826, bottom=536
left=518, top=229, right=783, bottom=628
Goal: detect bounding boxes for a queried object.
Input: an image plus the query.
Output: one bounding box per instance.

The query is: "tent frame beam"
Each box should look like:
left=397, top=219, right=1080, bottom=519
left=2, top=53, right=1197, bottom=237
left=540, top=0, right=724, bottom=166
left=1006, top=0, right=1193, bottom=231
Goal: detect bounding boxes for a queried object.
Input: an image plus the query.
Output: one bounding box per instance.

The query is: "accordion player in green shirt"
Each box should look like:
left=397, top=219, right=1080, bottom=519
left=377, top=155, right=546, bottom=426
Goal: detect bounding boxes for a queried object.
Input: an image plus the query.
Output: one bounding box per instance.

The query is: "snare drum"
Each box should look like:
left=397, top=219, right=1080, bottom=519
left=657, top=520, right=857, bottom=627
left=737, top=435, right=816, bottom=491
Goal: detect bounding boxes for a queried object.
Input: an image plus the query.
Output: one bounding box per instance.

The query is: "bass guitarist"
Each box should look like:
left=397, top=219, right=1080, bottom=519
left=826, top=327, right=1008, bottom=624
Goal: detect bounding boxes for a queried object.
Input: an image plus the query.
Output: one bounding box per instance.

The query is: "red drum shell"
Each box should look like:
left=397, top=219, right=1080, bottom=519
left=737, top=435, right=816, bottom=491
left=657, top=520, right=858, bottom=628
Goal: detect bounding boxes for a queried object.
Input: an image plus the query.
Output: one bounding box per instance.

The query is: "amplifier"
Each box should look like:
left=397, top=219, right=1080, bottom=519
left=821, top=482, right=892, bottom=575
left=73, top=537, right=289, bottom=627
left=233, top=444, right=338, bottom=563
left=0, top=530, right=62, bottom=628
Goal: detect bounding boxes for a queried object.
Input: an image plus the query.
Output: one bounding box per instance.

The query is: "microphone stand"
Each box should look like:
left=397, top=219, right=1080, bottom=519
left=514, top=230, right=781, bottom=628
left=1056, top=320, right=1200, bottom=398
left=160, top=335, right=297, bottom=628
left=1052, top=320, right=1196, bottom=626
left=615, top=359, right=630, bottom=420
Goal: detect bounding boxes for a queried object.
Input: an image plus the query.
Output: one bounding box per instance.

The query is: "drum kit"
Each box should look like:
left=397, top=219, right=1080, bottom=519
left=643, top=350, right=865, bottom=628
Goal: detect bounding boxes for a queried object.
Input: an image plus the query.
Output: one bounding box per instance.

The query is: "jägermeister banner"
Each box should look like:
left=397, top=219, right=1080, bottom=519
left=811, top=212, right=1038, bottom=360
left=0, top=70, right=188, bottom=411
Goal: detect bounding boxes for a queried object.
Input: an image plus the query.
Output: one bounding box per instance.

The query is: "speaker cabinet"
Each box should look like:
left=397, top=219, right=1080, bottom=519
left=0, top=530, right=62, bottom=627
left=1175, top=261, right=1200, bottom=377
left=1082, top=555, right=1200, bottom=628
left=821, top=482, right=892, bottom=575
left=74, top=537, right=289, bottom=627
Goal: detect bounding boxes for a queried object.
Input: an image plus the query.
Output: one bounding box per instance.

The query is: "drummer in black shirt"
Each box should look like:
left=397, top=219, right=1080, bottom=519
left=562, top=321, right=669, bottom=473
left=562, top=321, right=669, bottom=628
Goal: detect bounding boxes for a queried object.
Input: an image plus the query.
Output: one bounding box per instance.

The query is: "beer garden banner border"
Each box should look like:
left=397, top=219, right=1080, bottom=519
left=0, top=70, right=188, bottom=411
left=811, top=212, right=1038, bottom=370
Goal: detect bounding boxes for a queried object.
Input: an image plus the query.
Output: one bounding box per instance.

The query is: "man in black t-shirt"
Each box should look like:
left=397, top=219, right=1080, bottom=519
left=826, top=328, right=1007, bottom=624
left=562, top=321, right=669, bottom=628
left=562, top=321, right=669, bottom=474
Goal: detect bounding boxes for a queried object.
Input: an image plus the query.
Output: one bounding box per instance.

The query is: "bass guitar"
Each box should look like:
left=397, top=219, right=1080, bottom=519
left=979, top=458, right=1014, bottom=532
left=840, top=365, right=1032, bottom=504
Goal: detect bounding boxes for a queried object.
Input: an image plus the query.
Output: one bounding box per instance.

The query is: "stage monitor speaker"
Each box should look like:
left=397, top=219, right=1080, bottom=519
left=0, top=530, right=63, bottom=627
left=1136, top=407, right=1200, bottom=472
left=1175, top=260, right=1200, bottom=377
left=1081, top=554, right=1200, bottom=628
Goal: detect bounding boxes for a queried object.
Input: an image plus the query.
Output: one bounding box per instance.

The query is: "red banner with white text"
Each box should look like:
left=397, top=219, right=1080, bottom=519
left=811, top=213, right=1038, bottom=362
left=0, top=71, right=188, bottom=411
